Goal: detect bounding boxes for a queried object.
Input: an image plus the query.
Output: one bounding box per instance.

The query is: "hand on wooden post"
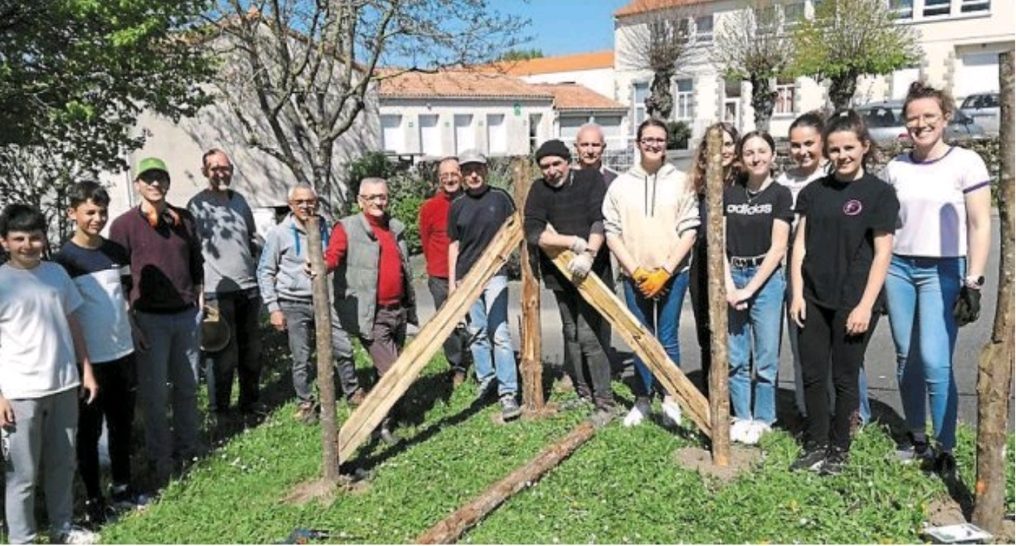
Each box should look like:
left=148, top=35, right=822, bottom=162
left=567, top=252, right=594, bottom=280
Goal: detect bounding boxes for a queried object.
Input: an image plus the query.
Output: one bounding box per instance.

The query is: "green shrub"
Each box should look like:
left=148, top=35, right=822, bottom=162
left=666, top=121, right=692, bottom=150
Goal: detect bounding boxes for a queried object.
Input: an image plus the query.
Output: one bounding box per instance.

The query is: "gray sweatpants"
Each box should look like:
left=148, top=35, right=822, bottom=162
left=134, top=308, right=202, bottom=483
left=279, top=299, right=360, bottom=402
left=3, top=388, right=78, bottom=544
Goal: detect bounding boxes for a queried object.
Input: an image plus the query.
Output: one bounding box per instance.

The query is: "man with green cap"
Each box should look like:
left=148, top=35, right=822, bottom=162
left=109, top=157, right=205, bottom=486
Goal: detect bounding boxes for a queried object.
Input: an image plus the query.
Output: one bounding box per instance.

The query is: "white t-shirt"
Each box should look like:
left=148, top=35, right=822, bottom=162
left=885, top=146, right=991, bottom=258
left=777, top=164, right=828, bottom=230
left=0, top=262, right=83, bottom=399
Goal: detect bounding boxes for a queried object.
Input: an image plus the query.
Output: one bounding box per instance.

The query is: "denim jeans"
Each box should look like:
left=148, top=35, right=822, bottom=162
left=885, top=255, right=964, bottom=451
left=468, top=275, right=517, bottom=396
left=623, top=269, right=689, bottom=398
left=728, top=265, right=785, bottom=425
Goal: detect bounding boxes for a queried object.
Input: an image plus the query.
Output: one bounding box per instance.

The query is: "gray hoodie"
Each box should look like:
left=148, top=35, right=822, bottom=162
left=257, top=213, right=330, bottom=312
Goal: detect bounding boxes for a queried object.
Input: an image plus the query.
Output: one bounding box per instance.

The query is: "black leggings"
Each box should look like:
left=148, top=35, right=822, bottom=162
left=77, top=354, right=136, bottom=499
left=688, top=239, right=712, bottom=396
left=799, top=300, right=877, bottom=450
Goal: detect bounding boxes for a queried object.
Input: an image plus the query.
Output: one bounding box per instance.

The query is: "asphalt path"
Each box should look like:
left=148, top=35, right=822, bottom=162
left=411, top=215, right=1012, bottom=429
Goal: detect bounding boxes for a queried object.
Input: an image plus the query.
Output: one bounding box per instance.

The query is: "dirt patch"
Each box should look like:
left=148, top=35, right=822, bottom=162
left=673, top=445, right=763, bottom=482
left=282, top=475, right=370, bottom=506
left=998, top=519, right=1015, bottom=544
left=926, top=496, right=967, bottom=527
left=522, top=403, right=559, bottom=421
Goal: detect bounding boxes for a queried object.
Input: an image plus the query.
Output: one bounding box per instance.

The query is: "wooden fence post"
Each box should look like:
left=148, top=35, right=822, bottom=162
left=971, top=49, right=1014, bottom=537
left=705, top=127, right=731, bottom=466
left=305, top=215, right=339, bottom=483
left=337, top=216, right=524, bottom=464
left=512, top=159, right=545, bottom=413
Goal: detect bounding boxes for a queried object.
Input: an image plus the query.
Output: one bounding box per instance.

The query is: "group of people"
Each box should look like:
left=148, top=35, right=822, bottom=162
left=0, top=80, right=990, bottom=543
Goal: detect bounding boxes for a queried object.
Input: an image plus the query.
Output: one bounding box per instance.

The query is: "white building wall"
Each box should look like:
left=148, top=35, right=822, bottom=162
left=519, top=68, right=616, bottom=99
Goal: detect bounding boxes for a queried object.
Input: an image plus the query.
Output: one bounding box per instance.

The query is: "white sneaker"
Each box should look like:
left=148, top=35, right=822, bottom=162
left=742, top=421, right=772, bottom=445
left=623, top=398, right=651, bottom=428
left=729, top=418, right=751, bottom=443
left=661, top=396, right=682, bottom=427
left=53, top=527, right=99, bottom=545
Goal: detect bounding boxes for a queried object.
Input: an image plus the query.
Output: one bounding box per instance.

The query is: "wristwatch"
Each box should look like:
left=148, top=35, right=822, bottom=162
left=964, top=275, right=985, bottom=289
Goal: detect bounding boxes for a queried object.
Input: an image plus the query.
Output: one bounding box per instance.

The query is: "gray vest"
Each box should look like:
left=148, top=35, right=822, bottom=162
left=333, top=213, right=416, bottom=338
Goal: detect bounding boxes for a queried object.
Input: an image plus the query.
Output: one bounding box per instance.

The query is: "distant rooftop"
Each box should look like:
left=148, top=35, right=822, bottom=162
left=614, top=0, right=711, bottom=18
left=491, top=50, right=614, bottom=76
left=529, top=83, right=626, bottom=111
left=379, top=70, right=553, bottom=100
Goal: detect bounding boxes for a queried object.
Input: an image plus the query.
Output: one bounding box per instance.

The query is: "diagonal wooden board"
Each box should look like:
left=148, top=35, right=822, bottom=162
left=337, top=214, right=524, bottom=464
left=546, top=248, right=713, bottom=437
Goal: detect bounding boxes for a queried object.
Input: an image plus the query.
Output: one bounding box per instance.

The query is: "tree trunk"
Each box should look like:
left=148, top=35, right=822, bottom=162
left=305, top=215, right=339, bottom=483
left=705, top=127, right=731, bottom=466
left=750, top=75, right=776, bottom=132
left=971, top=50, right=1014, bottom=538
left=647, top=70, right=675, bottom=121
left=416, top=421, right=596, bottom=544
left=827, top=73, right=857, bottom=110
left=513, top=160, right=545, bottom=412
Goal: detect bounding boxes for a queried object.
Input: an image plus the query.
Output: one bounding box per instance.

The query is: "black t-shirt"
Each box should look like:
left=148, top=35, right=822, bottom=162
left=723, top=181, right=793, bottom=258
left=447, top=185, right=516, bottom=279
left=523, top=169, right=611, bottom=291
left=796, top=173, right=900, bottom=310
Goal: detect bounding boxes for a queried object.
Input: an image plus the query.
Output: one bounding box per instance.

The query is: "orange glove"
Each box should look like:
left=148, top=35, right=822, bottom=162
left=632, top=267, right=652, bottom=284
left=638, top=268, right=672, bottom=299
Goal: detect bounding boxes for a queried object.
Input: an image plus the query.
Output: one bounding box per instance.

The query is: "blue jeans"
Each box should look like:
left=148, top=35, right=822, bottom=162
left=728, top=265, right=785, bottom=424
left=885, top=255, right=964, bottom=451
left=468, top=275, right=517, bottom=396
left=623, top=269, right=689, bottom=398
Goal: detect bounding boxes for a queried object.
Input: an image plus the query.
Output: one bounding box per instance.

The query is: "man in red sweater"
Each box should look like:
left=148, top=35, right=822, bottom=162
left=324, top=177, right=416, bottom=443
left=418, top=157, right=470, bottom=387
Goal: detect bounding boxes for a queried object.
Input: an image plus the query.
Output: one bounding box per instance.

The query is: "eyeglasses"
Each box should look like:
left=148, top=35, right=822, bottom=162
left=289, top=199, right=316, bottom=206
left=358, top=193, right=388, bottom=203
left=639, top=138, right=667, bottom=146
left=438, top=173, right=461, bottom=181
left=207, top=166, right=233, bottom=173
left=139, top=172, right=170, bottom=185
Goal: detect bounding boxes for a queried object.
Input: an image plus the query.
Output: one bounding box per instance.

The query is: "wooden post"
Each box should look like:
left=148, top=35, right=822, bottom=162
left=971, top=49, right=1014, bottom=537
left=337, top=216, right=524, bottom=463
left=304, top=215, right=339, bottom=483
left=705, top=127, right=731, bottom=466
left=415, top=421, right=596, bottom=544
left=547, top=249, right=712, bottom=437
left=513, top=159, right=545, bottom=413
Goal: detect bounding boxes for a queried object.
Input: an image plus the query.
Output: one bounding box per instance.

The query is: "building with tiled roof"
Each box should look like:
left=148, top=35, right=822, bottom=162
left=490, top=50, right=617, bottom=101
left=377, top=69, right=630, bottom=160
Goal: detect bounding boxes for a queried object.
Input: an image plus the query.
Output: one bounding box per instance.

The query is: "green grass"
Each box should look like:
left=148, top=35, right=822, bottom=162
left=96, top=339, right=1014, bottom=544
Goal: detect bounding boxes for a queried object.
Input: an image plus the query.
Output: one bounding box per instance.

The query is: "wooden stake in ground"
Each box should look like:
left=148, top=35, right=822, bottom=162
left=337, top=216, right=524, bottom=464
left=546, top=249, right=713, bottom=437
left=415, top=421, right=597, bottom=544
left=305, top=215, right=339, bottom=483
left=512, top=159, right=545, bottom=413
left=705, top=127, right=731, bottom=466
left=971, top=49, right=1014, bottom=537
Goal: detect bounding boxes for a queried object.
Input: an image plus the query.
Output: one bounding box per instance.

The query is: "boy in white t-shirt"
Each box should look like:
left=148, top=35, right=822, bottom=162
left=0, top=204, right=98, bottom=545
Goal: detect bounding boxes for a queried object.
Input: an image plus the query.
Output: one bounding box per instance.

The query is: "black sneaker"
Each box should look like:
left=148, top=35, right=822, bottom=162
left=500, top=395, right=522, bottom=421
left=819, top=447, right=849, bottom=476
left=935, top=451, right=957, bottom=479
left=110, top=484, right=152, bottom=512
left=83, top=497, right=108, bottom=528
left=790, top=444, right=828, bottom=472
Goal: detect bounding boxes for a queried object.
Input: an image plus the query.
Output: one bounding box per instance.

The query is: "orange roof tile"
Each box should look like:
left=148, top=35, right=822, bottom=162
left=614, top=0, right=711, bottom=18
left=492, top=51, right=614, bottom=76
left=529, top=83, right=626, bottom=111
left=379, top=70, right=553, bottom=100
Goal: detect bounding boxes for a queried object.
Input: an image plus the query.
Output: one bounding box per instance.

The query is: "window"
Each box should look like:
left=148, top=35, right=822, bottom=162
left=418, top=114, right=441, bottom=156
left=486, top=114, right=506, bottom=155
left=889, top=0, right=914, bottom=18
left=694, top=15, right=713, bottom=43
left=674, top=78, right=694, bottom=121
left=923, top=0, right=951, bottom=16
left=453, top=114, right=474, bottom=154
left=380, top=114, right=403, bottom=153
left=961, top=0, right=990, bottom=12
left=774, top=79, right=796, bottom=116
left=632, top=82, right=649, bottom=131
left=559, top=117, right=585, bottom=143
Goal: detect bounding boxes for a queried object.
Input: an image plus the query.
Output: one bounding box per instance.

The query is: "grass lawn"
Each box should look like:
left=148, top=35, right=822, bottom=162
left=94, top=331, right=1013, bottom=544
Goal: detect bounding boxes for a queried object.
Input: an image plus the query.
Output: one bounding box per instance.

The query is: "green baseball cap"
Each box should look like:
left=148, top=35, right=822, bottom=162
left=136, top=157, right=169, bottom=179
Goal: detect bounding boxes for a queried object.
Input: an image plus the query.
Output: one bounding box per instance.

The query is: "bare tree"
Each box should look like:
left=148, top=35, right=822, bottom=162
left=202, top=0, right=526, bottom=209
left=713, top=0, right=796, bottom=132
left=793, top=0, right=919, bottom=109
left=617, top=1, right=699, bottom=120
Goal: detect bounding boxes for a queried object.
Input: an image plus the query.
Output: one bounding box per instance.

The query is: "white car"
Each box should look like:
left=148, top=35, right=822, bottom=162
left=960, top=93, right=1000, bottom=135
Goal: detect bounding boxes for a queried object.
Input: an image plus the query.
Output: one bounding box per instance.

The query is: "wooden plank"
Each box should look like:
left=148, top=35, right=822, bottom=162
left=337, top=215, right=524, bottom=464
left=415, top=421, right=597, bottom=544
left=546, top=248, right=712, bottom=437
left=705, top=127, right=731, bottom=465
left=305, top=215, right=339, bottom=482
left=513, top=159, right=545, bottom=412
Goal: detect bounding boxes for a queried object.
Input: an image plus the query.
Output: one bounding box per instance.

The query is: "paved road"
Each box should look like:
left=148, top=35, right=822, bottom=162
left=411, top=216, right=1012, bottom=428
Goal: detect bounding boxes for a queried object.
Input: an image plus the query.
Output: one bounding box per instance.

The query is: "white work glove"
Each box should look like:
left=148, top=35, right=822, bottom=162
left=569, top=236, right=588, bottom=254
left=567, top=252, right=594, bottom=280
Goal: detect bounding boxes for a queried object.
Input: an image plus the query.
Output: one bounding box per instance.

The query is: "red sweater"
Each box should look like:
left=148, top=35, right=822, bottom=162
left=325, top=215, right=404, bottom=305
left=418, top=191, right=455, bottom=278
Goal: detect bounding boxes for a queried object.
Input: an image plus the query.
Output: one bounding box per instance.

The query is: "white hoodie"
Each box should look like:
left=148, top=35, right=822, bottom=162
left=602, top=162, right=699, bottom=273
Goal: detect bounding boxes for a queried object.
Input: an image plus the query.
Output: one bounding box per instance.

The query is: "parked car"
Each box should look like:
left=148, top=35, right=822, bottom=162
left=856, top=100, right=986, bottom=144
left=961, top=93, right=1000, bottom=135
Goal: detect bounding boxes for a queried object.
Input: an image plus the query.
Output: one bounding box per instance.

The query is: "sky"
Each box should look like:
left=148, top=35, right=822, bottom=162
left=499, top=0, right=631, bottom=56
